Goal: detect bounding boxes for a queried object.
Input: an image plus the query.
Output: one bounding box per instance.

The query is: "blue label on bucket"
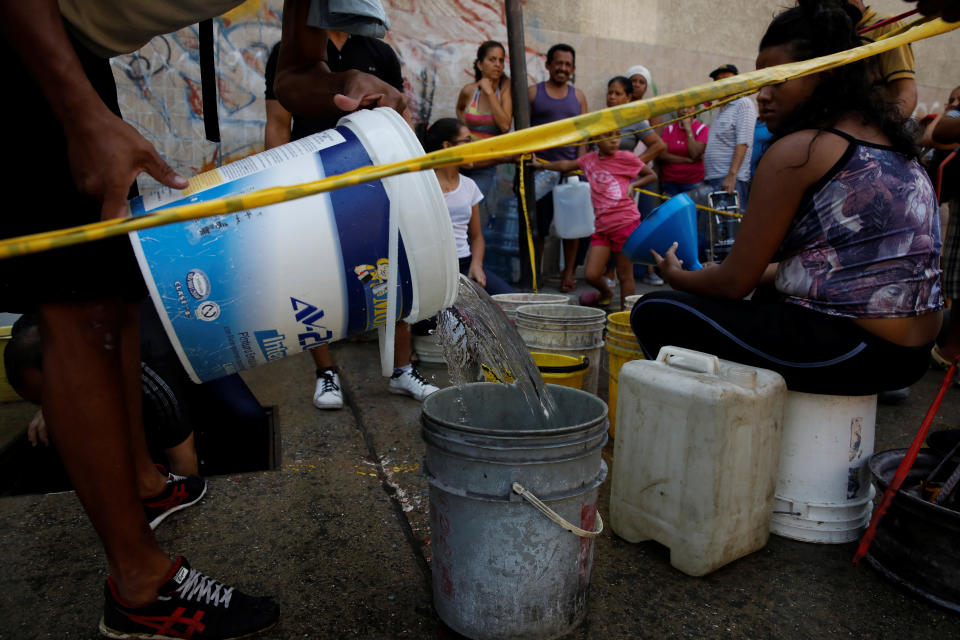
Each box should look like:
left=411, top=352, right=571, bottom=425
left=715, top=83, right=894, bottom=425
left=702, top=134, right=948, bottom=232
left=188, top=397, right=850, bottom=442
left=321, top=127, right=412, bottom=335
left=129, top=127, right=414, bottom=382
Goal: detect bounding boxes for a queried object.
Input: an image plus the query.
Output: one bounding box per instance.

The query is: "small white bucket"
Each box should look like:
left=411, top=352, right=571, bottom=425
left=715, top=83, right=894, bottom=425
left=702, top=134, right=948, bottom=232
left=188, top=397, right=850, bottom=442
left=490, top=293, right=569, bottom=322
left=623, top=294, right=643, bottom=311
left=129, top=108, right=458, bottom=382
left=770, top=391, right=877, bottom=544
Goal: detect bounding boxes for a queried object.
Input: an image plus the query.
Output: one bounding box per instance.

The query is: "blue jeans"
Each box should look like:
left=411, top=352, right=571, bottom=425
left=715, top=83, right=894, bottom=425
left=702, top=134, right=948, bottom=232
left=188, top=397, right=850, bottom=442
left=460, top=256, right=514, bottom=296
left=463, top=166, right=498, bottom=227
left=661, top=181, right=704, bottom=198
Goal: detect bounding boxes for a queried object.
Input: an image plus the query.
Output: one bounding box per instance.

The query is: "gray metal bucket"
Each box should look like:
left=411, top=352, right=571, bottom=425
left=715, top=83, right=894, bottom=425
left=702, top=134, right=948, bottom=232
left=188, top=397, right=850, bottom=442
left=422, top=383, right=608, bottom=640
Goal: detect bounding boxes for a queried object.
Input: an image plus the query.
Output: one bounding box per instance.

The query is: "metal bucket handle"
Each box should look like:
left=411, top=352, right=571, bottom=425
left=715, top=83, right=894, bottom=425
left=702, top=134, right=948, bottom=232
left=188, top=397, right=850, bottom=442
left=512, top=482, right=603, bottom=538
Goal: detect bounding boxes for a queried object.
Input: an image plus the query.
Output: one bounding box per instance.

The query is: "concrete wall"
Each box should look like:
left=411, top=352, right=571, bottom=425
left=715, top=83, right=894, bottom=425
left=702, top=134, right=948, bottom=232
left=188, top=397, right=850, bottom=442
left=112, top=0, right=960, bottom=191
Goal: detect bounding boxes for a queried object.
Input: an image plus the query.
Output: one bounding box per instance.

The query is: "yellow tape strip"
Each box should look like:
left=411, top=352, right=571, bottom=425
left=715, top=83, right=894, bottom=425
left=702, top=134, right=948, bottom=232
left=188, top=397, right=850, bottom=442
left=517, top=154, right=538, bottom=292
left=1, top=17, right=957, bottom=260
left=634, top=188, right=744, bottom=219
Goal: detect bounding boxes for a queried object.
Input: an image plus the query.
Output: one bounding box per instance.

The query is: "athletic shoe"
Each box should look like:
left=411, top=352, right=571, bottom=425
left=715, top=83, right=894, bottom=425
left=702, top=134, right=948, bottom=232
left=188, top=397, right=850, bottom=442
left=313, top=370, right=344, bottom=410
left=99, top=556, right=279, bottom=640
left=642, top=273, right=665, bottom=286
left=143, top=473, right=207, bottom=530
left=389, top=367, right=439, bottom=401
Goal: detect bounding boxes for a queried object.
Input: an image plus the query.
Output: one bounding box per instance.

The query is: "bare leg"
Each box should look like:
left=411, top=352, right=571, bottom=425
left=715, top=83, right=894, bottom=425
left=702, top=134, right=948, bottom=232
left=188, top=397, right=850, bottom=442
left=393, top=322, right=413, bottom=368
left=120, top=305, right=167, bottom=498
left=561, top=238, right=579, bottom=291
left=163, top=432, right=199, bottom=476
left=39, top=299, right=171, bottom=607
left=938, top=312, right=960, bottom=360
left=309, top=343, right=335, bottom=369
left=615, top=252, right=636, bottom=310
left=584, top=245, right=613, bottom=300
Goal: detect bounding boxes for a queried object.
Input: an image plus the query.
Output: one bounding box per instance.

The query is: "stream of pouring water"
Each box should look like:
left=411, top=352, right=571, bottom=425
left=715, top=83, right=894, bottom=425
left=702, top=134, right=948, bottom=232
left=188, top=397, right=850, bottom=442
left=435, top=276, right=560, bottom=428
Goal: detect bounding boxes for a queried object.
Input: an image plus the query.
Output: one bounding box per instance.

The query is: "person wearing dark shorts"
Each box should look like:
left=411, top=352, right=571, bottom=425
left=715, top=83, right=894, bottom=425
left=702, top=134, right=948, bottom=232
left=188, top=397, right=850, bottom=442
left=1, top=1, right=412, bottom=637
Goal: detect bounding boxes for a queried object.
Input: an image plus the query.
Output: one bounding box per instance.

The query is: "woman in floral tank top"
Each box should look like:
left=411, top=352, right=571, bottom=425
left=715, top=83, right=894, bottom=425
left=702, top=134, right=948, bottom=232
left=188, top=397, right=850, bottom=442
left=629, top=0, right=943, bottom=395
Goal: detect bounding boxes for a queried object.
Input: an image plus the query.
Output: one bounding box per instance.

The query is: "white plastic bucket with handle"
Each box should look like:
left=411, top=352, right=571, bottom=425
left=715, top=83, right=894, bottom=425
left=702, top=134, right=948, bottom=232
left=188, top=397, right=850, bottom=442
left=128, top=108, right=458, bottom=382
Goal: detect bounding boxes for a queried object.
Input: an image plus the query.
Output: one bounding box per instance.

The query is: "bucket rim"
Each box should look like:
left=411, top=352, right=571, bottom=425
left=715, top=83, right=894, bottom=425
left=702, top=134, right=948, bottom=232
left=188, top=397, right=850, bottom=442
left=515, top=304, right=607, bottom=320
left=531, top=352, right=589, bottom=374
left=869, top=448, right=960, bottom=521
left=421, top=382, right=608, bottom=437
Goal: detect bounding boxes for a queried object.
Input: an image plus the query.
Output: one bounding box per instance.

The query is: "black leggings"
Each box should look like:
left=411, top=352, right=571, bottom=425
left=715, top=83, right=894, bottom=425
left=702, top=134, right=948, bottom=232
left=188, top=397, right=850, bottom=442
left=630, top=291, right=932, bottom=395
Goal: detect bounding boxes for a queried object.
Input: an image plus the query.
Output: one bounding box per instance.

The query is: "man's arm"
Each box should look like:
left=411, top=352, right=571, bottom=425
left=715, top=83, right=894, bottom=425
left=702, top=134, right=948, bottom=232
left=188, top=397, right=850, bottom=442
left=637, top=131, right=666, bottom=164
left=721, top=144, right=748, bottom=194
left=0, top=0, right=187, bottom=220
left=886, top=77, right=918, bottom=119
left=264, top=100, right=292, bottom=150
left=933, top=112, right=960, bottom=143
left=275, top=0, right=406, bottom=116
left=907, top=0, right=960, bottom=23
left=721, top=101, right=755, bottom=192
left=575, top=88, right=588, bottom=158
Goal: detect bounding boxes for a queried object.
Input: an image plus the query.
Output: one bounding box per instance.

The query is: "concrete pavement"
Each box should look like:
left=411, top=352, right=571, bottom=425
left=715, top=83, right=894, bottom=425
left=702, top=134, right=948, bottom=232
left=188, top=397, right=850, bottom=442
left=0, top=292, right=958, bottom=638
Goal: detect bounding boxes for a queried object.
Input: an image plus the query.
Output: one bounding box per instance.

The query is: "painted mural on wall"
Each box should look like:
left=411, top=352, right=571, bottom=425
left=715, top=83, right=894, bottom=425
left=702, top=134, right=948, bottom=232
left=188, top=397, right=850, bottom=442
left=114, top=0, right=543, bottom=193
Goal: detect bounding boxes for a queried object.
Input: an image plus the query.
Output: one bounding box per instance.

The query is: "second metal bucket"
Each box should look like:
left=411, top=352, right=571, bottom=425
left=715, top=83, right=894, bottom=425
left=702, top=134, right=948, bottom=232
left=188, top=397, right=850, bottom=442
left=422, top=383, right=608, bottom=640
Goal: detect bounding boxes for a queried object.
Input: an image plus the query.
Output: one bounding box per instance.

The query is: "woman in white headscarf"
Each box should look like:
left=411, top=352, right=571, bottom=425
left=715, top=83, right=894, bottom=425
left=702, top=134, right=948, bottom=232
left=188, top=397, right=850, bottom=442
left=622, top=65, right=667, bottom=284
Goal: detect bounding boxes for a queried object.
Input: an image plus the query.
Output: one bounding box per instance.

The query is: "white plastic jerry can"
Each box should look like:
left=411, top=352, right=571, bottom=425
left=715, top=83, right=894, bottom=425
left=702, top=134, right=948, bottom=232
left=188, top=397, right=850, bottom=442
left=610, top=346, right=787, bottom=576
left=552, top=176, right=595, bottom=239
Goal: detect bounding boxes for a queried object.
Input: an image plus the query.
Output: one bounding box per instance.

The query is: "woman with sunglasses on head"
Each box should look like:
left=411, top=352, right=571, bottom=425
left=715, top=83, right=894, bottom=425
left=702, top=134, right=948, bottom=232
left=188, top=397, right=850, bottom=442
left=630, top=0, right=943, bottom=395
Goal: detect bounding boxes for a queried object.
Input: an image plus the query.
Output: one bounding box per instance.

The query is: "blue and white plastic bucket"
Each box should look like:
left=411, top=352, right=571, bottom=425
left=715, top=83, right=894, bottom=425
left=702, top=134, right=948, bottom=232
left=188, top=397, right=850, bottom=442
left=129, top=108, right=458, bottom=382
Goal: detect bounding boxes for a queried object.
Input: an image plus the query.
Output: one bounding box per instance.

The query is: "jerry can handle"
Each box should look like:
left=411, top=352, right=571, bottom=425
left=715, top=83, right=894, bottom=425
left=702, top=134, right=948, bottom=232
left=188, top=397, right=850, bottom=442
left=656, top=346, right=720, bottom=375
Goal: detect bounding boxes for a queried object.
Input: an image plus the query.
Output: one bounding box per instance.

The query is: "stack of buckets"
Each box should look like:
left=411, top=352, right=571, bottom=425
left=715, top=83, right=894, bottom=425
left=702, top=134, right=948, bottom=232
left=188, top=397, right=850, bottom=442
left=605, top=311, right=645, bottom=437
left=491, top=293, right=569, bottom=324
left=514, top=305, right=605, bottom=394
left=483, top=351, right=589, bottom=390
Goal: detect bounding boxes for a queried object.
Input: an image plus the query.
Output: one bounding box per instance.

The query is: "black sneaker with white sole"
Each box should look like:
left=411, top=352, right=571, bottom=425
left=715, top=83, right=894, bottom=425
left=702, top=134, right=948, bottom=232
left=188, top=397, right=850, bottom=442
left=143, top=473, right=207, bottom=530
left=99, top=556, right=280, bottom=640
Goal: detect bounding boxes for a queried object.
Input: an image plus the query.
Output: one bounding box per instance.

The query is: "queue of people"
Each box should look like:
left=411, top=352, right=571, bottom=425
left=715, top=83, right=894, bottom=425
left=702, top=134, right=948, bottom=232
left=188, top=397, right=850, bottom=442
left=1, top=0, right=959, bottom=638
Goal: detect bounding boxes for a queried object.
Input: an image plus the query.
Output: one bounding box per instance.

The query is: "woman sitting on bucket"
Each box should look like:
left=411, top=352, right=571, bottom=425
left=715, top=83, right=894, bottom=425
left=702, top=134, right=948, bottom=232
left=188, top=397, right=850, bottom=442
left=630, top=0, right=943, bottom=396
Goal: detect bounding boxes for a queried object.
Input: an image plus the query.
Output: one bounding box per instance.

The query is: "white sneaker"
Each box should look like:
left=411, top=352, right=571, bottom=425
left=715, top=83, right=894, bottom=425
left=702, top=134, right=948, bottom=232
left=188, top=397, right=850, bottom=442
left=643, top=273, right=665, bottom=286
left=313, top=370, right=344, bottom=409
left=389, top=367, right=439, bottom=401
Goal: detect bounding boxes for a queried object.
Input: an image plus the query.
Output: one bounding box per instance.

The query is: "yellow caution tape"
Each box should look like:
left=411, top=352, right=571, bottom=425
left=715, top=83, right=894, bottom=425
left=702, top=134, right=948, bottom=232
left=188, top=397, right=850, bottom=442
left=1, top=17, right=957, bottom=260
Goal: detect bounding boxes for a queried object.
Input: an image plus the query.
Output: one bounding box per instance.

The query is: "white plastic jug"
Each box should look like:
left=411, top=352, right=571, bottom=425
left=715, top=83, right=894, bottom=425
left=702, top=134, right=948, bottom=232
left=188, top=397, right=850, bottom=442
left=552, top=176, right=594, bottom=239
left=610, top=346, right=787, bottom=576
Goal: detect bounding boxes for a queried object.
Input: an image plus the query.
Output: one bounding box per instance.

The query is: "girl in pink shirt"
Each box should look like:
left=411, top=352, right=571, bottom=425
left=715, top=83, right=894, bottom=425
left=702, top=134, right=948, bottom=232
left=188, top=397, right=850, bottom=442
left=536, top=132, right=656, bottom=308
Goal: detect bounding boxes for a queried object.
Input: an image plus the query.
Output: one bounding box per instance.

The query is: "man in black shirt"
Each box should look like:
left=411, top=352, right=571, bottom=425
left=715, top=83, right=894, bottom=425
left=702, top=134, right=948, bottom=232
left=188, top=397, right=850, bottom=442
left=264, top=33, right=437, bottom=410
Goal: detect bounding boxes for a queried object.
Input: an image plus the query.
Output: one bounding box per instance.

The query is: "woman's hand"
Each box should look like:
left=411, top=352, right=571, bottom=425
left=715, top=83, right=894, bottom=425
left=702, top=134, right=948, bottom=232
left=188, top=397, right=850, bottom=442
left=650, top=242, right=684, bottom=285
left=468, top=263, right=487, bottom=288
left=478, top=77, right=495, bottom=96
left=27, top=410, right=49, bottom=447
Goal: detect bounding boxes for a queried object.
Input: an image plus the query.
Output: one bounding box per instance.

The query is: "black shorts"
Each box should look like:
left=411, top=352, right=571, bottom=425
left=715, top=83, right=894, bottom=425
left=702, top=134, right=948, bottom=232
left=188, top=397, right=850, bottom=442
left=0, top=29, right=146, bottom=312
left=630, top=290, right=932, bottom=395
left=535, top=189, right=554, bottom=238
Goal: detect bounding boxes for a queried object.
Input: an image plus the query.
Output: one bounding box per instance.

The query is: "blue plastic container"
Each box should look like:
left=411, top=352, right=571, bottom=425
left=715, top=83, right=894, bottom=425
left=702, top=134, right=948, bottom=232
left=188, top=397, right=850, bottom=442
left=621, top=193, right=703, bottom=270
